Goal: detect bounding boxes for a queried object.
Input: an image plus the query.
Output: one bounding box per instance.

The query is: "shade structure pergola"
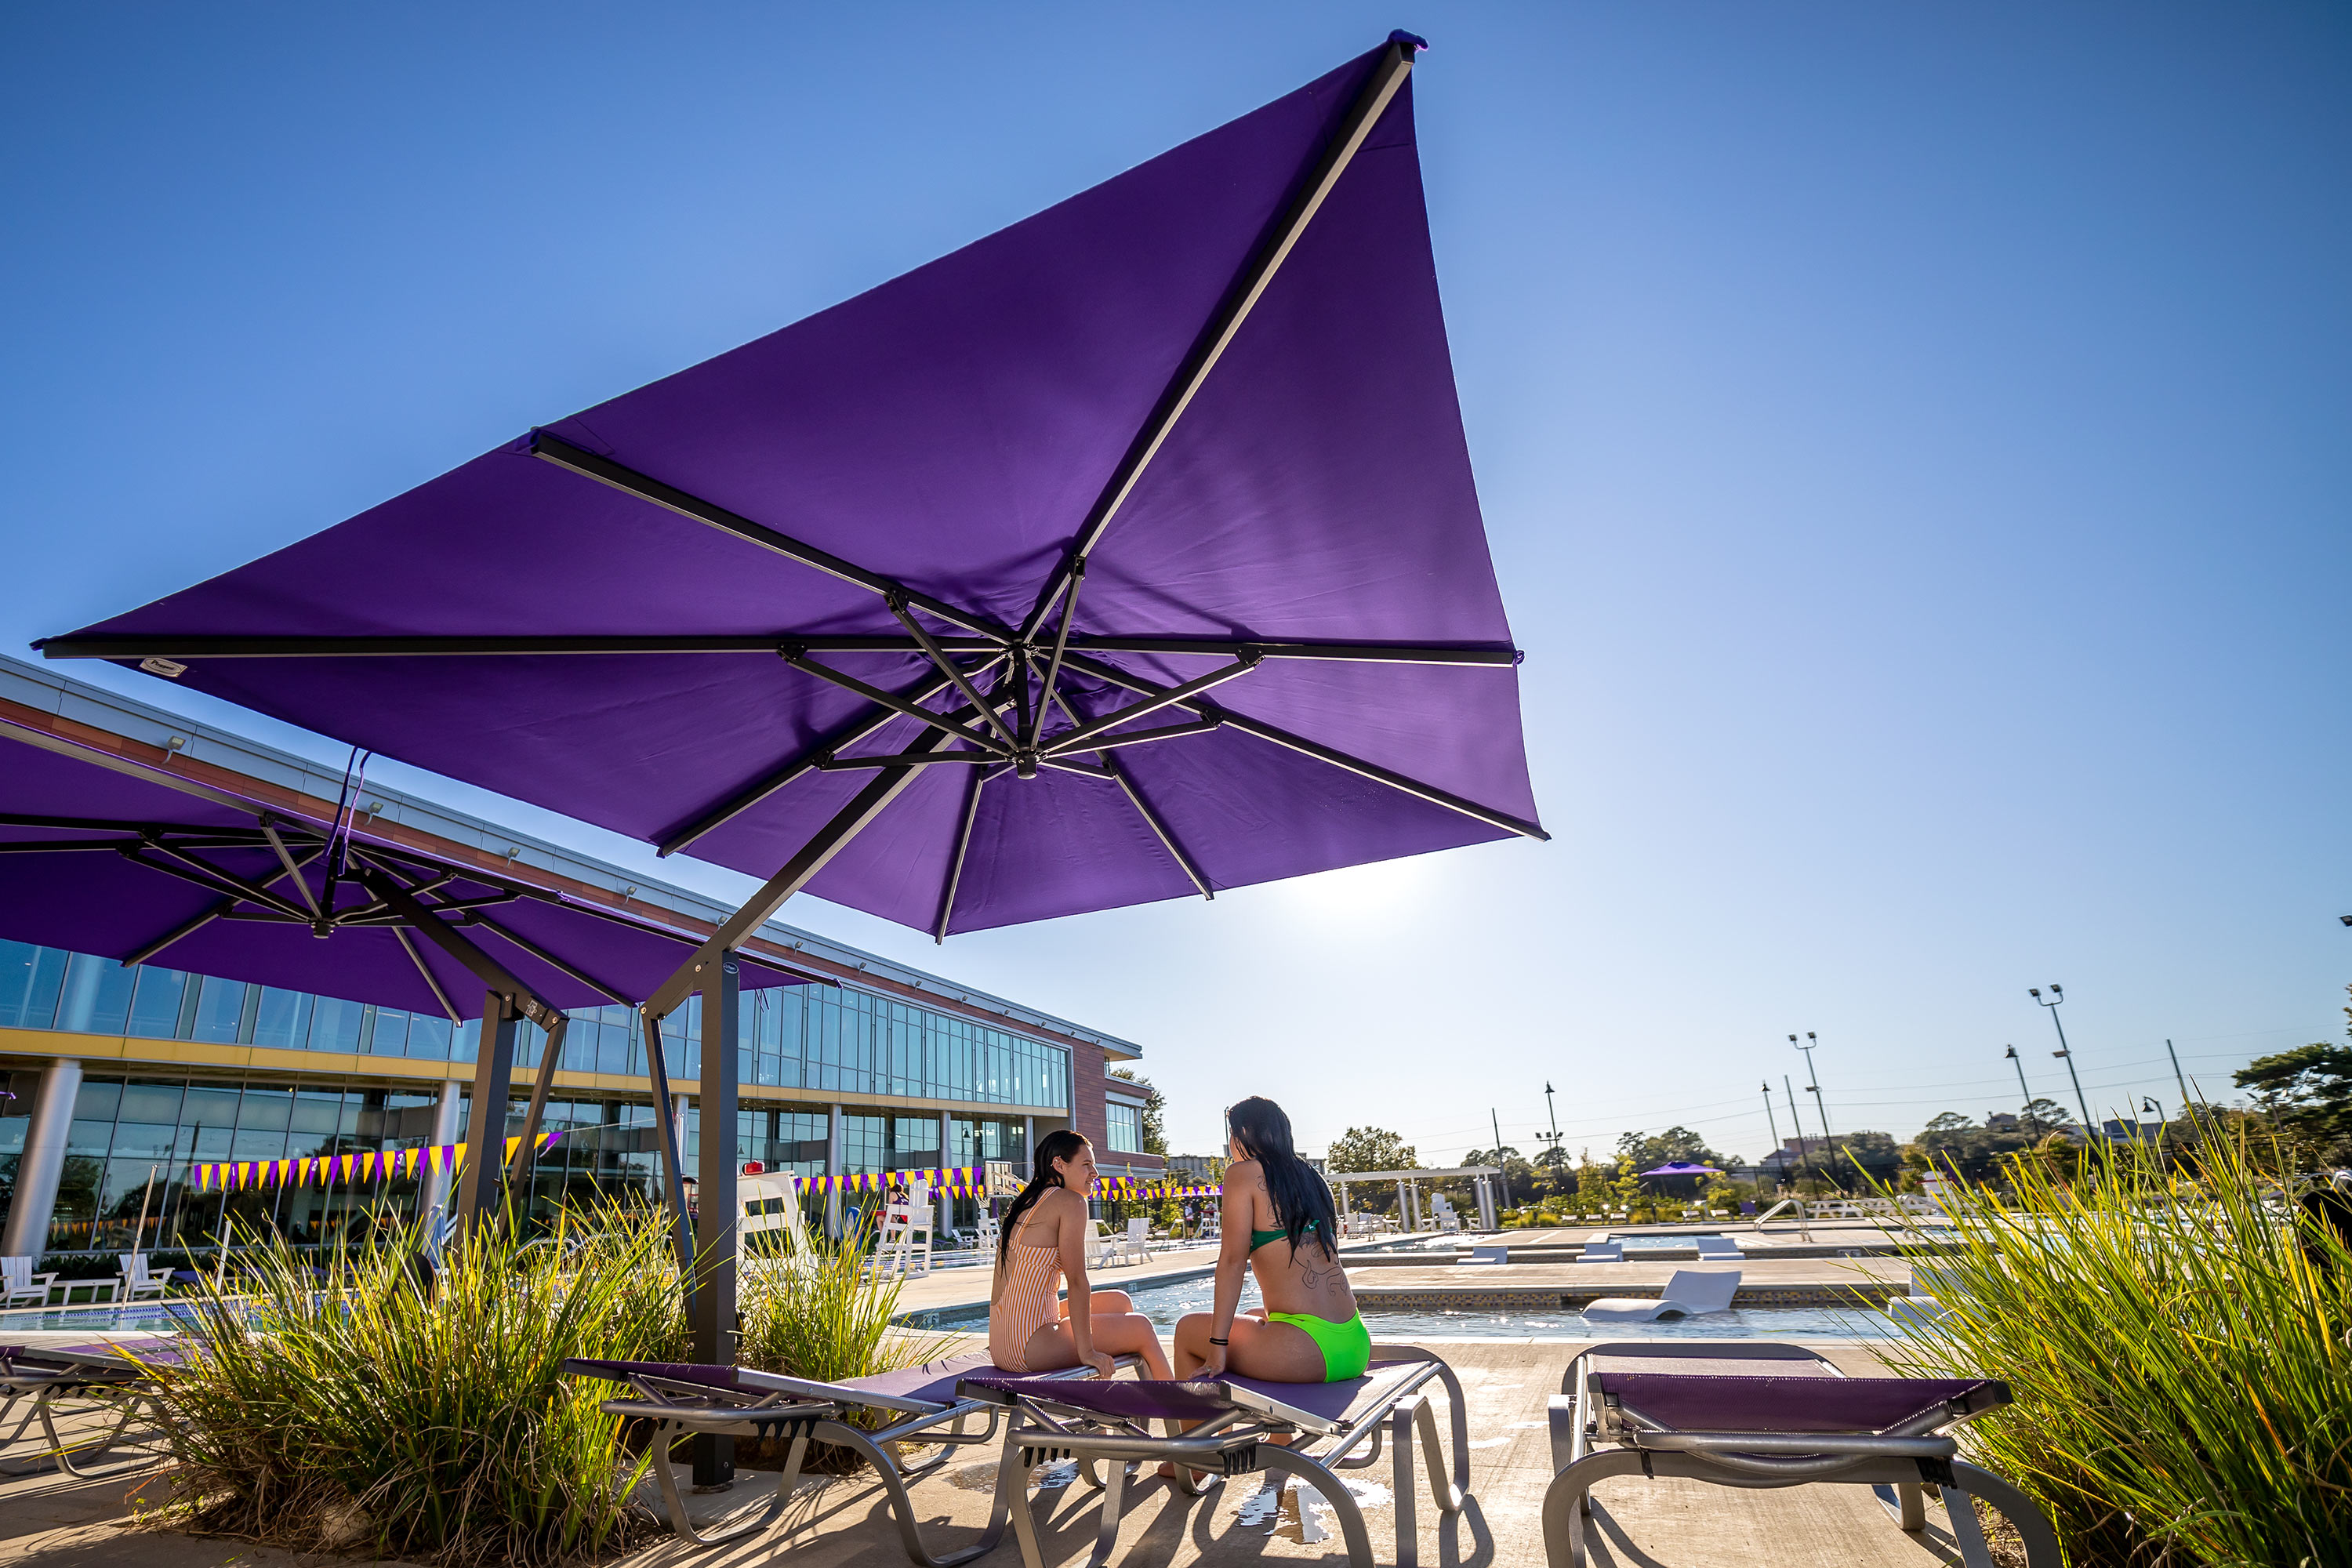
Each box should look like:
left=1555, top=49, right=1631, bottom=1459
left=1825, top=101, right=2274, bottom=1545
left=0, top=716, right=811, bottom=1250
left=41, top=34, right=1545, bottom=1482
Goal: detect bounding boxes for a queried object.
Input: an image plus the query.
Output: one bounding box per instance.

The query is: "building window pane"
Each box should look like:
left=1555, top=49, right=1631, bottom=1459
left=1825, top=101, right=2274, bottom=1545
left=56, top=953, right=136, bottom=1035
left=0, top=944, right=69, bottom=1031
left=126, top=967, right=189, bottom=1038
left=311, top=996, right=365, bottom=1053
left=408, top=1014, right=452, bottom=1061
left=1106, top=1103, right=1143, bottom=1153
left=251, top=988, right=313, bottom=1050
left=119, top=1082, right=184, bottom=1126
left=191, top=977, right=250, bottom=1044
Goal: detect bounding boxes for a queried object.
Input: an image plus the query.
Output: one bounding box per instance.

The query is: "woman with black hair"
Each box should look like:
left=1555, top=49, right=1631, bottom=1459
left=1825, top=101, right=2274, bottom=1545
left=988, top=1130, right=1172, bottom=1377
left=1174, top=1096, right=1367, bottom=1383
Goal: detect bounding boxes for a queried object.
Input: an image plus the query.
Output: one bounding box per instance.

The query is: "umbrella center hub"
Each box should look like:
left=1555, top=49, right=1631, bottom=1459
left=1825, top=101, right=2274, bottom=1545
left=1014, top=748, right=1041, bottom=779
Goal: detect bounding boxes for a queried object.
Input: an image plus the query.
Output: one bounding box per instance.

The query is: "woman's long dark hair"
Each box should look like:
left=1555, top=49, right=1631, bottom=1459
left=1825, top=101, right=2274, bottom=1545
left=996, top=1130, right=1091, bottom=1275
left=1229, top=1097, right=1338, bottom=1259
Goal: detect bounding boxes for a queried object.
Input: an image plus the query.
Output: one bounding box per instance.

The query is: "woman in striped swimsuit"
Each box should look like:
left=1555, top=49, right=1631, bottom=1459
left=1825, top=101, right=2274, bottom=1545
left=988, top=1131, right=1172, bottom=1377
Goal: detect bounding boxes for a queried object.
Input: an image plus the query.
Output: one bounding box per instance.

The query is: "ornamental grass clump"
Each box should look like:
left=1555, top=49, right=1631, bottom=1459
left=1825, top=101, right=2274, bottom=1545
left=1881, top=1128, right=2352, bottom=1566
left=731, top=1218, right=956, bottom=1473
left=147, top=1201, right=684, bottom=1567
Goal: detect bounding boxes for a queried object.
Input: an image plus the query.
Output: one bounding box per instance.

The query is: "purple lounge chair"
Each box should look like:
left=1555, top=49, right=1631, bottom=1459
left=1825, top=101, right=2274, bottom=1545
left=0, top=1342, right=176, bottom=1477
left=564, top=1349, right=1139, bottom=1559
left=1542, top=1341, right=2059, bottom=1568
left=956, top=1345, right=1469, bottom=1568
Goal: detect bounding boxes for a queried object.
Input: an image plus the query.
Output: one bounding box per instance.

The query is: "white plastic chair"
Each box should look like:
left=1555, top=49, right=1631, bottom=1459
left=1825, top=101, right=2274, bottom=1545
left=1693, top=1236, right=1743, bottom=1259
left=1115, top=1218, right=1151, bottom=1265
left=1086, top=1220, right=1120, bottom=1269
left=1, top=1256, right=56, bottom=1309
left=115, top=1254, right=166, bottom=1303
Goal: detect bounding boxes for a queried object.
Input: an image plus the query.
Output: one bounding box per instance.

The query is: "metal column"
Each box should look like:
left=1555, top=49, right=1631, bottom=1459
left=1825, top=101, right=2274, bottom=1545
left=1475, top=1174, right=1497, bottom=1232
left=417, top=1078, right=464, bottom=1221
left=938, top=1109, right=955, bottom=1239
left=826, top=1105, right=844, bottom=1238
left=1, top=1058, right=82, bottom=1259
left=691, top=951, right=741, bottom=1487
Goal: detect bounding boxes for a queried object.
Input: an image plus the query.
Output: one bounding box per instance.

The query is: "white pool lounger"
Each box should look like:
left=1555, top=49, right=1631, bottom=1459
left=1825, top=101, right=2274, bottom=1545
left=1581, top=1268, right=1740, bottom=1323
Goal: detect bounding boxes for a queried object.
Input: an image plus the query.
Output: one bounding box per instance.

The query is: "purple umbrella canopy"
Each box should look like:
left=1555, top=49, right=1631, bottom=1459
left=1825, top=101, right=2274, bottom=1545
left=0, top=719, right=811, bottom=1018
left=42, top=34, right=1544, bottom=941
left=1638, top=1163, right=1723, bottom=1177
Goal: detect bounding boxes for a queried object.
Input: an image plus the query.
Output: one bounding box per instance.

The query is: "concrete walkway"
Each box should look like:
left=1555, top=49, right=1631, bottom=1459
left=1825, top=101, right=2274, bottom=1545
left=0, top=1338, right=1990, bottom=1568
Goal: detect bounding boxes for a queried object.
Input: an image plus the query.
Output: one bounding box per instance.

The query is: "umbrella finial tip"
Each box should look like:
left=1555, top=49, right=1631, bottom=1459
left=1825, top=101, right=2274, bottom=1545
left=1389, top=30, right=1428, bottom=51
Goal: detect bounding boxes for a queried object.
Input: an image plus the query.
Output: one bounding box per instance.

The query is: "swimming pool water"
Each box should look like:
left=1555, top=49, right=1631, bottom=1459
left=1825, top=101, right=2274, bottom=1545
left=897, top=1268, right=1893, bottom=1340
left=0, top=1300, right=202, bottom=1334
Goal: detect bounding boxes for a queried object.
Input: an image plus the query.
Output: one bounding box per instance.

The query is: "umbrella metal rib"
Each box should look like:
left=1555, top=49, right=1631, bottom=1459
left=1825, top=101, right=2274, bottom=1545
left=1016, top=38, right=1421, bottom=641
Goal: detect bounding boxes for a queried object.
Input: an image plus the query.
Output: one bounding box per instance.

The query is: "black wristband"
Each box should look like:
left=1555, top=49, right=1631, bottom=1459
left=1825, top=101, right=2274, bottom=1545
left=1208, top=1336, right=1229, bottom=1346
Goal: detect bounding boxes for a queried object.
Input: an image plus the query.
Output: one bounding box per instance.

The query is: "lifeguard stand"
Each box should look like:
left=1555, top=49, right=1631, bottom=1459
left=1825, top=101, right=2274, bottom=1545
left=739, top=1167, right=811, bottom=1261
left=874, top=1176, right=934, bottom=1276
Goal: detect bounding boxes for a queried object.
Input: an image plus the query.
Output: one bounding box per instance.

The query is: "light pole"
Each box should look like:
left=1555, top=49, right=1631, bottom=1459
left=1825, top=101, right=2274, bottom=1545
left=2002, top=1045, right=2037, bottom=1127
left=1490, top=1107, right=1512, bottom=1210
left=2140, top=1094, right=2166, bottom=1148
left=1783, top=1075, right=1811, bottom=1190
left=1791, top=1033, right=1838, bottom=1189
left=1761, top=1081, right=1783, bottom=1192
left=1536, top=1082, right=1563, bottom=1160
left=2164, top=1038, right=2193, bottom=1116
left=2030, top=985, right=2096, bottom=1138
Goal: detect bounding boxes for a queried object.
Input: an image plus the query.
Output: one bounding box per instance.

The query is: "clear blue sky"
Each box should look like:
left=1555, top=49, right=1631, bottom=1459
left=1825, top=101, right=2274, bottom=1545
left=5, top=4, right=2347, bottom=1163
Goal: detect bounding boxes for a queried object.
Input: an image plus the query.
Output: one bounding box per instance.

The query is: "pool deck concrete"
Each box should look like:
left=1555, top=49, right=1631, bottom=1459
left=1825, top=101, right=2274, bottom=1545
left=0, top=1337, right=1987, bottom=1568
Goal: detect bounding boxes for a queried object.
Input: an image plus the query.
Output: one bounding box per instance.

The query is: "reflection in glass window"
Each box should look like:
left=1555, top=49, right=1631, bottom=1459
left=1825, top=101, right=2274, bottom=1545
left=126, top=967, right=188, bottom=1039
left=407, top=1014, right=452, bottom=1062
left=1, top=943, right=69, bottom=1030
left=310, top=996, right=366, bottom=1053
left=251, top=988, right=313, bottom=1050
left=191, top=977, right=250, bottom=1044
left=1106, top=1102, right=1144, bottom=1154
left=56, top=953, right=136, bottom=1035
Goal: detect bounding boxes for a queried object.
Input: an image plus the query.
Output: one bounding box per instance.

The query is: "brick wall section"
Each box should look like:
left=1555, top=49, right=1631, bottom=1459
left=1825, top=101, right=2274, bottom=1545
left=1072, top=1040, right=1108, bottom=1150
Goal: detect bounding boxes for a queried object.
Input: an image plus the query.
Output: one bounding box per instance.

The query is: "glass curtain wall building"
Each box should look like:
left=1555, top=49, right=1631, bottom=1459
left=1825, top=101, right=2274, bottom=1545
left=1, top=937, right=1067, bottom=1251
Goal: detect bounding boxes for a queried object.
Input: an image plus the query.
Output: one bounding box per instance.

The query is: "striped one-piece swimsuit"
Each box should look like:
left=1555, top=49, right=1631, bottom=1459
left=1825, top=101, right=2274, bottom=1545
left=989, top=1232, right=1065, bottom=1372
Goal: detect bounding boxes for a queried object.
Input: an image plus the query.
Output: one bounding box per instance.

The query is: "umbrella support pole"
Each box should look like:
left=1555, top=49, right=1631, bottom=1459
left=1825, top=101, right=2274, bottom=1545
left=691, top=950, right=742, bottom=1486
left=638, top=1009, right=698, bottom=1285
left=365, top=869, right=572, bottom=1238
left=456, top=989, right=519, bottom=1233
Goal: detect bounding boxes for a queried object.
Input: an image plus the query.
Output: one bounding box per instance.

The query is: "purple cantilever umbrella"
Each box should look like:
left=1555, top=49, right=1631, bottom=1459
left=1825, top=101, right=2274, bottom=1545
left=42, top=35, right=1544, bottom=1453
left=0, top=715, right=810, bottom=1244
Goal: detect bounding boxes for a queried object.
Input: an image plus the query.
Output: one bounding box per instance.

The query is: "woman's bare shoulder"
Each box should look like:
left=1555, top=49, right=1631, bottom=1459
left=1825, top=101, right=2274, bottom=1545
left=1223, top=1158, right=1265, bottom=1189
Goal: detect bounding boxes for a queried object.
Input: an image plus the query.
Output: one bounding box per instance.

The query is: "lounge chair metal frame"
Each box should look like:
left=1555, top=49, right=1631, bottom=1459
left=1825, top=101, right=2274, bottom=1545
left=0, top=1345, right=173, bottom=1478
left=958, top=1344, right=1469, bottom=1568
left=1541, top=1341, right=2060, bottom=1568
left=566, top=1351, right=1138, bottom=1564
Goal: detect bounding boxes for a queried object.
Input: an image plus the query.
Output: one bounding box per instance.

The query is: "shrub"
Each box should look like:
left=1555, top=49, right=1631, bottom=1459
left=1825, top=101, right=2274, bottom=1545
left=145, top=1201, right=683, bottom=1567
left=1882, top=1128, right=2352, bottom=1566
left=732, top=1219, right=957, bottom=1472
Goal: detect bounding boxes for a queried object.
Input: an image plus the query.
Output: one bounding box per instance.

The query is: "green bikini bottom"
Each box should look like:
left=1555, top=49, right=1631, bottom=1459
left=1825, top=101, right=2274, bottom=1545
left=1264, top=1309, right=1372, bottom=1381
